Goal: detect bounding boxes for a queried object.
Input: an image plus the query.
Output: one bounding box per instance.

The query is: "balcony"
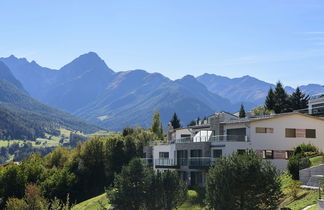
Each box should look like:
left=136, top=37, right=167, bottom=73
left=189, top=157, right=216, bottom=168
left=174, top=135, right=249, bottom=144
left=154, top=158, right=179, bottom=168
left=153, top=158, right=217, bottom=169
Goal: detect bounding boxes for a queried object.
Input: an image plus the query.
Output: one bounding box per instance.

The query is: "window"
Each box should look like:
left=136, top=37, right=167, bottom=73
left=177, top=150, right=188, bottom=166
left=237, top=149, right=246, bottom=155
left=212, top=149, right=222, bottom=158
left=191, top=172, right=203, bottom=186
left=227, top=128, right=246, bottom=136
left=180, top=134, right=191, bottom=139
left=285, top=151, right=293, bottom=159
left=306, top=129, right=316, bottom=138
left=285, top=128, right=316, bottom=138
left=263, top=150, right=273, bottom=159
left=178, top=171, right=187, bottom=182
left=256, top=127, right=274, bottom=133
left=190, top=149, right=202, bottom=157
left=285, top=128, right=296, bottom=138
left=159, top=152, right=169, bottom=158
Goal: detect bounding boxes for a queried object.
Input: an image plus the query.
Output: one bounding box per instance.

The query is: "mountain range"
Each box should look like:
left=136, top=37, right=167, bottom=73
left=1, top=52, right=323, bottom=130
left=0, top=61, right=99, bottom=139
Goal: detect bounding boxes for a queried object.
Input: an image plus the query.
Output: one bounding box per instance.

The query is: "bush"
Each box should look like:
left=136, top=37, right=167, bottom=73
left=288, top=157, right=300, bottom=180
left=288, top=156, right=311, bottom=180
left=206, top=151, right=282, bottom=210
left=191, top=185, right=205, bottom=206
left=288, top=143, right=317, bottom=180
left=294, top=143, right=318, bottom=157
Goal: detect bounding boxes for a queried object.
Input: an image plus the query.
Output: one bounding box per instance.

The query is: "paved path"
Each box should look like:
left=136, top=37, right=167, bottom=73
left=302, top=204, right=316, bottom=210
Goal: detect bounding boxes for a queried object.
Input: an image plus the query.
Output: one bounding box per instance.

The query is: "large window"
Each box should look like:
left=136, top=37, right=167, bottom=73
left=190, top=172, right=203, bottom=186
left=256, top=127, right=274, bottom=133
left=285, top=128, right=296, bottom=138
left=227, top=128, right=246, bottom=136
left=177, top=150, right=188, bottom=166
left=212, top=149, right=222, bottom=158
left=190, top=149, right=202, bottom=157
left=159, top=152, right=169, bottom=158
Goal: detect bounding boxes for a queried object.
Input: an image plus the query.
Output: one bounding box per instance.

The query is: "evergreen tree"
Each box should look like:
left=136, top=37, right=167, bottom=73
left=187, top=120, right=196, bottom=127
left=289, top=87, right=309, bottom=111
left=265, top=88, right=275, bottom=111
left=151, top=111, right=163, bottom=139
left=239, top=104, right=246, bottom=118
left=170, top=113, right=181, bottom=129
left=196, top=117, right=200, bottom=125
left=273, top=82, right=290, bottom=114
left=206, top=151, right=282, bottom=210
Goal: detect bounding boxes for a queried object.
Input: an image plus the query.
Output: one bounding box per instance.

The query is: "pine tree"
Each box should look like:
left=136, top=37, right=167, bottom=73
left=239, top=104, right=246, bottom=118
left=170, top=113, right=181, bottom=129
left=151, top=111, right=163, bottom=139
left=289, top=87, right=309, bottom=111
left=273, top=82, right=290, bottom=114
left=265, top=88, right=275, bottom=110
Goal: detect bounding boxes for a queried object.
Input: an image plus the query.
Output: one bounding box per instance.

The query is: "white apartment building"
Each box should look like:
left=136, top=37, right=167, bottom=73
left=143, top=112, right=324, bottom=186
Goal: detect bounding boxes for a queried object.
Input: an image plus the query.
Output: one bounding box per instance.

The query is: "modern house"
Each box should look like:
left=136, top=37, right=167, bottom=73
left=143, top=111, right=324, bottom=186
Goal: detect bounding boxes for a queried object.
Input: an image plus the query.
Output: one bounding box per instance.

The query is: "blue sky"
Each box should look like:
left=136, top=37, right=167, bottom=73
left=1, top=0, right=324, bottom=87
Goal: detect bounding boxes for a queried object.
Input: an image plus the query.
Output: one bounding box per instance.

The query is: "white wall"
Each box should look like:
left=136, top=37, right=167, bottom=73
left=250, top=114, right=324, bottom=152
left=211, top=141, right=253, bottom=156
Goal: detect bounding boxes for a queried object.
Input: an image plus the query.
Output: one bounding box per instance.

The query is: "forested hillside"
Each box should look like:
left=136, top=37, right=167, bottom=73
left=0, top=62, right=99, bottom=140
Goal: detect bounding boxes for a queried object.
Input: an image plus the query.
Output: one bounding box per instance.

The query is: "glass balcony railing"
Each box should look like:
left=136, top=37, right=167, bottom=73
left=189, top=157, right=216, bottom=167
left=154, top=158, right=178, bottom=167
left=154, top=158, right=217, bottom=168
left=173, top=135, right=249, bottom=143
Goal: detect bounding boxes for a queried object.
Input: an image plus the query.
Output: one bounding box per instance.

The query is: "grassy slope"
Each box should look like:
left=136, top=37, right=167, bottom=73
left=310, top=155, right=324, bottom=167
left=72, top=193, right=110, bottom=210
left=279, top=172, right=319, bottom=210
left=73, top=173, right=322, bottom=210
left=73, top=190, right=203, bottom=210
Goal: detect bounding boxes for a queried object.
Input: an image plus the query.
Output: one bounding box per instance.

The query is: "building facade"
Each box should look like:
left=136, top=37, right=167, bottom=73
left=143, top=112, right=324, bottom=186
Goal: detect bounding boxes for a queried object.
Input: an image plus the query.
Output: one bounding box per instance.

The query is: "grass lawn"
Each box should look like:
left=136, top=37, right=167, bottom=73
left=310, top=155, right=324, bottom=167
left=178, top=190, right=205, bottom=210
left=72, top=193, right=110, bottom=210
left=307, top=204, right=318, bottom=210
left=279, top=172, right=319, bottom=210
left=72, top=190, right=204, bottom=210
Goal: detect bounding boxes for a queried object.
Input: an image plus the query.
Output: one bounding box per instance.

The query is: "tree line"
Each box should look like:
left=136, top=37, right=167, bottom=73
left=0, top=127, right=158, bottom=209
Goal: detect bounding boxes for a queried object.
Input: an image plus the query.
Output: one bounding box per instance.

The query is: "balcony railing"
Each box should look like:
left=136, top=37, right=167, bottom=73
left=189, top=157, right=216, bottom=168
left=154, top=158, right=217, bottom=168
left=154, top=158, right=178, bottom=167
left=174, top=135, right=249, bottom=143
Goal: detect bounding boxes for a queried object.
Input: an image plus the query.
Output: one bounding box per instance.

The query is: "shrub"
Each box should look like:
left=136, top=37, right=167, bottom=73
left=206, top=151, right=282, bottom=210
left=294, top=143, right=318, bottom=157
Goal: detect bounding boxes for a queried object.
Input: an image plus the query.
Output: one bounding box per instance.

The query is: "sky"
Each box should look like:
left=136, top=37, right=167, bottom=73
left=1, top=0, right=324, bottom=87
